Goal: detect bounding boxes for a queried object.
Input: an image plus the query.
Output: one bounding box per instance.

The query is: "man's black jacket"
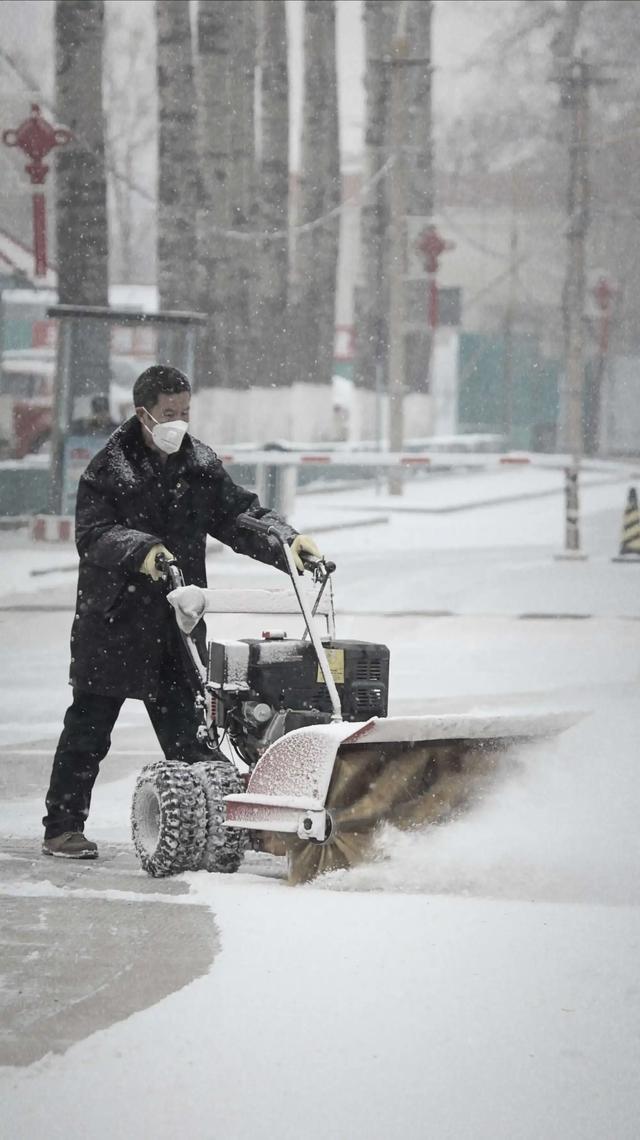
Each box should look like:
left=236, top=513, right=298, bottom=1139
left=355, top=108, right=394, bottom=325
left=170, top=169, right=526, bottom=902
left=70, top=416, right=297, bottom=699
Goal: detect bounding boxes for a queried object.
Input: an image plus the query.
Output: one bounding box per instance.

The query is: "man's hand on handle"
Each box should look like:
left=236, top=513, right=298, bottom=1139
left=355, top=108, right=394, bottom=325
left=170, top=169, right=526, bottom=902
left=139, top=544, right=175, bottom=581
left=290, top=534, right=322, bottom=573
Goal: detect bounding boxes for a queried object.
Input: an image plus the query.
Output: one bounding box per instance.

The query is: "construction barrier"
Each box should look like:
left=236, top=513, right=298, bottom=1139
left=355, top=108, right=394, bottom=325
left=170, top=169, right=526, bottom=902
left=216, top=449, right=535, bottom=469
left=554, top=465, right=588, bottom=561
left=19, top=453, right=636, bottom=545
left=219, top=449, right=539, bottom=514
left=216, top=448, right=633, bottom=472
left=31, top=515, right=74, bottom=542
left=612, top=486, right=640, bottom=561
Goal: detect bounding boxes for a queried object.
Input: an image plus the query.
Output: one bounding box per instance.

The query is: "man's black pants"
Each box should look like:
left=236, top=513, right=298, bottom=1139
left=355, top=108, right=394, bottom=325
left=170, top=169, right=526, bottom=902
left=43, top=650, right=207, bottom=839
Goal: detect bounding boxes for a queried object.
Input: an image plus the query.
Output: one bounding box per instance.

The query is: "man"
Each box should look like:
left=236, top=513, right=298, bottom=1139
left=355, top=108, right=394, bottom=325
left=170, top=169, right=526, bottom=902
left=43, top=364, right=320, bottom=859
left=70, top=394, right=119, bottom=437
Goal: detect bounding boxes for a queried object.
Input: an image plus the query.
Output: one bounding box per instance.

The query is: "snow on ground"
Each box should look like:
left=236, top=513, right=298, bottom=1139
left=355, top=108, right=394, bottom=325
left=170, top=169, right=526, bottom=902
left=1, top=465, right=639, bottom=1139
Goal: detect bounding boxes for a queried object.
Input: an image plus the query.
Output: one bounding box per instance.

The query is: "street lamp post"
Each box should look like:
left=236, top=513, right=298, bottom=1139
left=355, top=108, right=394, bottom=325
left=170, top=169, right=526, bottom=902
left=589, top=273, right=618, bottom=456
left=2, top=104, right=72, bottom=278
left=554, top=56, right=592, bottom=561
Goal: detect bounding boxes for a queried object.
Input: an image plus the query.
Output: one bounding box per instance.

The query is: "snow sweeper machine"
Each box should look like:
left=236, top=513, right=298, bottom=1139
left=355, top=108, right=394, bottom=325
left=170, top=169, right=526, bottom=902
left=131, top=515, right=579, bottom=884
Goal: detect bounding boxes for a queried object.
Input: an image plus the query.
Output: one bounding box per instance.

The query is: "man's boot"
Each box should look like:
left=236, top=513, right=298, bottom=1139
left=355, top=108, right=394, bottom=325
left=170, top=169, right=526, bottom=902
left=42, top=832, right=99, bottom=859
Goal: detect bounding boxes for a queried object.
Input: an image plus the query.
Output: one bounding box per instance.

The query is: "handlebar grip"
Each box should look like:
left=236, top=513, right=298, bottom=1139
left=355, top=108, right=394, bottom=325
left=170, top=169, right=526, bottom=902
left=237, top=514, right=336, bottom=576
left=237, top=513, right=278, bottom=537
left=301, top=553, right=336, bottom=574
left=155, top=552, right=183, bottom=588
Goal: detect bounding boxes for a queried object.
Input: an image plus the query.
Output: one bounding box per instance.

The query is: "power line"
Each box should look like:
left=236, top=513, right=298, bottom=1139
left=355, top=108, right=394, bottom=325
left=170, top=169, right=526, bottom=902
left=214, top=157, right=394, bottom=243
left=445, top=3, right=558, bottom=77
left=0, top=44, right=394, bottom=245
left=0, top=44, right=155, bottom=206
left=463, top=253, right=531, bottom=312
left=436, top=205, right=512, bottom=262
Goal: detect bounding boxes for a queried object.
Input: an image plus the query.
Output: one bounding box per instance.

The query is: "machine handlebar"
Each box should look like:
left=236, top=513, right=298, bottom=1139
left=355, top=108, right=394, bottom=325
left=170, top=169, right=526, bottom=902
left=155, top=552, right=184, bottom=589
left=236, top=513, right=336, bottom=577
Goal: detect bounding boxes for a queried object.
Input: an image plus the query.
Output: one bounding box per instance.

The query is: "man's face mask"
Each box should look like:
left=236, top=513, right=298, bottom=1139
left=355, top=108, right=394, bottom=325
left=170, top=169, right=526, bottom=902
left=143, top=408, right=188, bottom=455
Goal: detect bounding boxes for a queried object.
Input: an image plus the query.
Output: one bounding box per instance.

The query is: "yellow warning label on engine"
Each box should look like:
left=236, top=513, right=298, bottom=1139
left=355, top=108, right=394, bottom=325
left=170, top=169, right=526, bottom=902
left=317, top=648, right=344, bottom=685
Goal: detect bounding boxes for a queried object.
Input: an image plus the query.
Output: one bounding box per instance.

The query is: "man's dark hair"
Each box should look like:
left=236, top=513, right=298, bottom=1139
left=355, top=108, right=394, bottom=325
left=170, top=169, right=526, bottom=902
left=133, top=365, right=191, bottom=410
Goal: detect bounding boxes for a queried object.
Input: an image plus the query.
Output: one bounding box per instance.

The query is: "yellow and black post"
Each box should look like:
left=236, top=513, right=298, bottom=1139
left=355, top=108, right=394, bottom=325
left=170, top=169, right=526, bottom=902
left=613, top=487, right=640, bottom=562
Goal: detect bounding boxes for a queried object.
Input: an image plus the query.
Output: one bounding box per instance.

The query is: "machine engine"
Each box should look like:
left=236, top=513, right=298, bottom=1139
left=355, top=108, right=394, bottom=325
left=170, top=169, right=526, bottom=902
left=207, top=635, right=390, bottom=765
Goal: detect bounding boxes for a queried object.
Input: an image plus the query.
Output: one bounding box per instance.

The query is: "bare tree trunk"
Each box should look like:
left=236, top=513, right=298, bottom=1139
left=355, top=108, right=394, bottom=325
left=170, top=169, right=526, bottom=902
left=120, top=146, right=134, bottom=282
left=404, top=0, right=433, bottom=394
left=406, top=1, right=433, bottom=217
left=104, top=117, right=134, bottom=283
left=226, top=0, right=258, bottom=390
left=554, top=0, right=588, bottom=457
left=156, top=0, right=199, bottom=314
left=55, top=0, right=109, bottom=403
left=254, top=0, right=289, bottom=389
left=353, top=0, right=395, bottom=394
left=293, top=0, right=341, bottom=388
left=104, top=2, right=156, bottom=287
left=196, top=0, right=233, bottom=387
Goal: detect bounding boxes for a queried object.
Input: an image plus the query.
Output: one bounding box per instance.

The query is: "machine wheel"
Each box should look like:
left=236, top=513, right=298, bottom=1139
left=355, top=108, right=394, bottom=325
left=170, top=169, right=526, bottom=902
left=190, top=759, right=249, bottom=873
left=131, top=760, right=207, bottom=877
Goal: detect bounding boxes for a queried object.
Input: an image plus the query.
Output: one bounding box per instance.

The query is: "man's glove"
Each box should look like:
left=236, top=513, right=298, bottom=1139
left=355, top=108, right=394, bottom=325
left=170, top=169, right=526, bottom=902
left=289, top=534, right=322, bottom=573
left=167, top=585, right=206, bottom=634
left=139, top=544, right=175, bottom=580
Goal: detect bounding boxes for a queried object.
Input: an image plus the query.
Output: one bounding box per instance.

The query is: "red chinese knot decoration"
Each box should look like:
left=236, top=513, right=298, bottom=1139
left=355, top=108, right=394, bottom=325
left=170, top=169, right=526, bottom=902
left=3, top=104, right=72, bottom=277
left=415, top=224, right=455, bottom=330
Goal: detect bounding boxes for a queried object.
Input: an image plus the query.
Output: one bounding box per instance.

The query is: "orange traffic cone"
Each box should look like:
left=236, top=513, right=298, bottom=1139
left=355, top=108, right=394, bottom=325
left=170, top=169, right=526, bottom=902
left=612, top=486, right=640, bottom=561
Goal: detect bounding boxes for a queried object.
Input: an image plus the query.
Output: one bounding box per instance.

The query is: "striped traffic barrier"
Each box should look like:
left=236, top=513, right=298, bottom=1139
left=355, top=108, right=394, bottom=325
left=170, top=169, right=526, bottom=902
left=612, top=486, right=640, bottom=562
left=31, top=515, right=74, bottom=542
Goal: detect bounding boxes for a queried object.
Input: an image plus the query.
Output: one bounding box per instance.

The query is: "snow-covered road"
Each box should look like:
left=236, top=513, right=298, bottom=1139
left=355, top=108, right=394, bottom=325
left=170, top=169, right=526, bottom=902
left=1, top=466, right=639, bottom=1139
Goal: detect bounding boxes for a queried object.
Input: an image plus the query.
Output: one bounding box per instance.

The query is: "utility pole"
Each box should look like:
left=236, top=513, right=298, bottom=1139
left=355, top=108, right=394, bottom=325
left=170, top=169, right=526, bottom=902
left=503, top=206, right=518, bottom=449
left=564, top=58, right=589, bottom=470
left=387, top=5, right=409, bottom=496
left=589, top=273, right=619, bottom=455
left=556, top=55, right=592, bottom=559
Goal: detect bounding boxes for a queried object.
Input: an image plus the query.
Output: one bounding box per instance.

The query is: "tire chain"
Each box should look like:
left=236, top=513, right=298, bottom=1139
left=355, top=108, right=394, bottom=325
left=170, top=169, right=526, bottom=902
left=131, top=760, right=207, bottom=878
left=190, top=759, right=249, bottom=873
